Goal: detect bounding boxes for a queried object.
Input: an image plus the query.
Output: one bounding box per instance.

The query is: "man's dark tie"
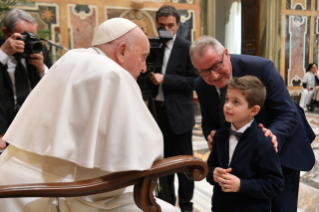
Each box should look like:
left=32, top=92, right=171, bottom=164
left=228, top=128, right=243, bottom=140
left=161, top=43, right=166, bottom=60
left=14, top=57, right=30, bottom=106
left=219, top=86, right=227, bottom=126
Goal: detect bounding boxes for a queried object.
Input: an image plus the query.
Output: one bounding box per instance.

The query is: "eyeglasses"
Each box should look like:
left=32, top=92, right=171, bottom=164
left=198, top=50, right=225, bottom=77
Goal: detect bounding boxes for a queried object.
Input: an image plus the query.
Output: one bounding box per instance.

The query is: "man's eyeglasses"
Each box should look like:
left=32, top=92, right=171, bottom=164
left=198, top=50, right=225, bottom=77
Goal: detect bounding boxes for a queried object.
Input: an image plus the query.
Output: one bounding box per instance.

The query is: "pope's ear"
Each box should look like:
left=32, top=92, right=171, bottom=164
left=115, top=42, right=127, bottom=65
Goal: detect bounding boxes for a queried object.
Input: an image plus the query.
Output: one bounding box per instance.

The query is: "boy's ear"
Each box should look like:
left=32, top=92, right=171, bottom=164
left=250, top=105, right=260, bottom=117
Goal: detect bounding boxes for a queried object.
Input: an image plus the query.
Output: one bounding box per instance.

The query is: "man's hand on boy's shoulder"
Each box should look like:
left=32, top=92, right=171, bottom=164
left=207, top=130, right=216, bottom=151
left=258, top=123, right=278, bottom=152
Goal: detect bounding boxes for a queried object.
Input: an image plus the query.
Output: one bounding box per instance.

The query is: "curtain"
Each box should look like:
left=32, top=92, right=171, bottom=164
left=260, top=0, right=281, bottom=69
left=225, top=0, right=241, bottom=54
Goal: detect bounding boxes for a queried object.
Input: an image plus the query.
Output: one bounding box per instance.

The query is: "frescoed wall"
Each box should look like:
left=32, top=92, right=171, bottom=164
left=281, top=0, right=319, bottom=90
left=14, top=0, right=200, bottom=61
left=285, top=15, right=310, bottom=87
left=16, top=1, right=61, bottom=61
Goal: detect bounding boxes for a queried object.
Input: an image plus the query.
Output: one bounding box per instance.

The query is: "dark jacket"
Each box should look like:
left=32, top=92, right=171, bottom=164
left=0, top=36, right=52, bottom=134
left=195, top=54, right=315, bottom=171
left=152, top=35, right=198, bottom=134
left=207, top=120, right=284, bottom=212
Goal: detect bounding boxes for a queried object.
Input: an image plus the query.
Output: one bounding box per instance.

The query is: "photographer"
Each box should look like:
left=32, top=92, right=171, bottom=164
left=151, top=5, right=198, bottom=212
left=0, top=8, right=52, bottom=150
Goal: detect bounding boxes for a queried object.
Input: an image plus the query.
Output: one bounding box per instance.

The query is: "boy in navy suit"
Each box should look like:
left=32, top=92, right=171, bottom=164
left=207, top=76, right=284, bottom=212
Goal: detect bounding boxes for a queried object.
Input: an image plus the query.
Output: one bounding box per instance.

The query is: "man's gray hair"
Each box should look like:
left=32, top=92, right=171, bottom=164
left=189, top=36, right=224, bottom=66
left=3, top=8, right=37, bottom=33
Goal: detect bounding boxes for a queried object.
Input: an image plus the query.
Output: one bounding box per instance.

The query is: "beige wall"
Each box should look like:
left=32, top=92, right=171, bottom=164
left=280, top=0, right=319, bottom=91
left=16, top=0, right=201, bottom=60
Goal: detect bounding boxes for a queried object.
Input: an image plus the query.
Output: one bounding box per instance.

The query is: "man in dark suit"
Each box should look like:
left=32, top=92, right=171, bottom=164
left=190, top=36, right=315, bottom=212
left=150, top=5, right=198, bottom=212
left=0, top=8, right=52, bottom=150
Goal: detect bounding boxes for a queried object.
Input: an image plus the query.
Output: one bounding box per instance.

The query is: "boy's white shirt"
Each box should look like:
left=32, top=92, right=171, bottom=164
left=228, top=118, right=254, bottom=166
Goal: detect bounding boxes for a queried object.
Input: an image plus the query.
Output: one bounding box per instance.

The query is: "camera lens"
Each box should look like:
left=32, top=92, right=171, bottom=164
left=30, top=41, right=43, bottom=54
left=146, top=48, right=161, bottom=65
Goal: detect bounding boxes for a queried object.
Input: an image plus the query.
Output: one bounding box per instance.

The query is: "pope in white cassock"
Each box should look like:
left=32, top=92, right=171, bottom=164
left=0, top=18, right=179, bottom=212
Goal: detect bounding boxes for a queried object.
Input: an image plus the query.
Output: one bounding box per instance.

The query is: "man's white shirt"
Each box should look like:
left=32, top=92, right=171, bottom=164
left=155, top=34, right=177, bottom=101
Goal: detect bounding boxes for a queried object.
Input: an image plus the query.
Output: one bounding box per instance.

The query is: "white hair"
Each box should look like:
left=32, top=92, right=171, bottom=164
left=189, top=36, right=224, bottom=66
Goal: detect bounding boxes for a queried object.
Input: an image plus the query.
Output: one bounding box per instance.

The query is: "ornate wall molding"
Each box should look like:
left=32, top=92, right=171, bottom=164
left=16, top=0, right=200, bottom=58
left=286, top=0, right=311, bottom=10
left=285, top=15, right=310, bottom=86
left=171, top=0, right=194, bottom=4
left=105, top=6, right=195, bottom=41
left=67, top=4, right=98, bottom=49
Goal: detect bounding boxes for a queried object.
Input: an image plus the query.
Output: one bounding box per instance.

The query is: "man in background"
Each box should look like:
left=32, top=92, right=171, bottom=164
left=0, top=8, right=52, bottom=150
left=150, top=5, right=198, bottom=212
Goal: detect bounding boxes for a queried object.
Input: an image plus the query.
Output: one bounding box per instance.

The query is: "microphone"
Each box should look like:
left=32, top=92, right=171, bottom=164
left=46, top=40, right=69, bottom=51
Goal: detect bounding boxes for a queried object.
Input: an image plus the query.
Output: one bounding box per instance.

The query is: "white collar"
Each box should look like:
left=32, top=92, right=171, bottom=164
left=231, top=118, right=254, bottom=133
left=165, top=34, right=176, bottom=50
left=91, top=47, right=107, bottom=56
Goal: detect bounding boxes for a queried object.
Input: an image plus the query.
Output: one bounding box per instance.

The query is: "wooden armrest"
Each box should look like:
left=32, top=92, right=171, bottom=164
left=0, top=155, right=208, bottom=212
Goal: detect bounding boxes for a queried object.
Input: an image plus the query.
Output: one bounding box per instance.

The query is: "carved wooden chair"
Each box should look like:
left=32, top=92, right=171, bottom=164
left=0, top=155, right=208, bottom=212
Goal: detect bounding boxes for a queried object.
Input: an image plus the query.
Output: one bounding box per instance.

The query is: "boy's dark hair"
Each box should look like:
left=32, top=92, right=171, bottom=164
left=228, top=75, right=266, bottom=108
left=156, top=5, right=180, bottom=24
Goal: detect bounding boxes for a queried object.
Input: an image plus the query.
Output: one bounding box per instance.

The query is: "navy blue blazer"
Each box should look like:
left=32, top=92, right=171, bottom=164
left=152, top=36, right=198, bottom=134
left=207, top=120, right=284, bottom=212
left=195, top=54, right=315, bottom=171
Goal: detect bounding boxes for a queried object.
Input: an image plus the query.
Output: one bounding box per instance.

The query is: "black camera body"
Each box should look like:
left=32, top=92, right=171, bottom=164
left=15, top=32, right=43, bottom=58
left=137, top=28, right=173, bottom=98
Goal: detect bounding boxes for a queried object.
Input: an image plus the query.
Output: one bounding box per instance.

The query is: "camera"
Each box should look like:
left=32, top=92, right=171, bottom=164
left=137, top=28, right=173, bottom=98
left=15, top=31, right=43, bottom=58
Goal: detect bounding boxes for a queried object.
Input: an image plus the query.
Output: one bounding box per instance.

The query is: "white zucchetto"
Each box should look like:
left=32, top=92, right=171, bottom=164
left=92, top=18, right=137, bottom=46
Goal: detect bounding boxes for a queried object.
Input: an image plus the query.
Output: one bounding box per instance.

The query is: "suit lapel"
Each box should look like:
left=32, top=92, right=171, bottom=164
left=165, top=36, right=181, bottom=75
left=229, top=120, right=257, bottom=167
left=203, top=81, right=220, bottom=122
left=0, top=37, right=13, bottom=91
left=224, top=130, right=230, bottom=168
left=1, top=64, right=13, bottom=91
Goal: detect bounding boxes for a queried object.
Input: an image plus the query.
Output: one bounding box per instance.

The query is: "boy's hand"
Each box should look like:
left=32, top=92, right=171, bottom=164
left=258, top=123, right=278, bottom=152
left=213, top=167, right=232, bottom=183
left=219, top=173, right=241, bottom=192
